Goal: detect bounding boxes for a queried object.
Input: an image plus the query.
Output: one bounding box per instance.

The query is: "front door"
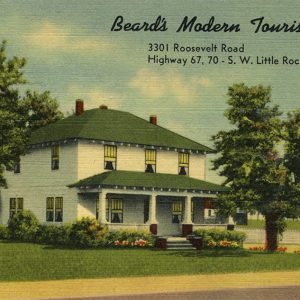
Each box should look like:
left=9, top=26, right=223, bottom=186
left=156, top=198, right=182, bottom=236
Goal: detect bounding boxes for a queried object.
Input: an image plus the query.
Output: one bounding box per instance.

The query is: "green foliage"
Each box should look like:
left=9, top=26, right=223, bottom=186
left=20, top=91, right=63, bottom=131
left=69, top=217, right=105, bottom=248
left=211, top=83, right=300, bottom=250
left=7, top=210, right=40, bottom=242
left=37, top=224, right=71, bottom=246
left=284, top=109, right=300, bottom=184
left=0, top=224, right=9, bottom=239
left=193, top=229, right=246, bottom=248
left=0, top=40, right=63, bottom=187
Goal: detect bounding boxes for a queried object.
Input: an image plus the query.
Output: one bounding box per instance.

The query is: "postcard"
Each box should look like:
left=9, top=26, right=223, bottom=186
left=0, top=0, right=299, bottom=299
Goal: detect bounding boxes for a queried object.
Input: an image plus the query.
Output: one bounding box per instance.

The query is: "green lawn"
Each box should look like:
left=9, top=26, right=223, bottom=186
left=1, top=241, right=300, bottom=282
left=236, top=219, right=300, bottom=230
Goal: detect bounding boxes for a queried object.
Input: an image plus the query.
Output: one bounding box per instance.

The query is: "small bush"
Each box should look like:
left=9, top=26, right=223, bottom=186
left=193, top=228, right=246, bottom=248
left=7, top=210, right=40, bottom=242
left=0, top=225, right=9, bottom=240
left=69, top=217, right=105, bottom=247
left=38, top=224, right=71, bottom=246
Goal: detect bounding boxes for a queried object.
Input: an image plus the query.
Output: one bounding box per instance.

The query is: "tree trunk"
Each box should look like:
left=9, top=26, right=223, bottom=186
left=265, top=214, right=279, bottom=251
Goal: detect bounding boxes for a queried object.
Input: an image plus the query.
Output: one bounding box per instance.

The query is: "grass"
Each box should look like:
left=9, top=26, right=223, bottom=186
left=236, top=219, right=300, bottom=230
left=1, top=241, right=300, bottom=282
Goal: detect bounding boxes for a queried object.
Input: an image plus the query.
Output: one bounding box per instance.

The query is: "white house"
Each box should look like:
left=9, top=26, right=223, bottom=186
left=0, top=100, right=228, bottom=236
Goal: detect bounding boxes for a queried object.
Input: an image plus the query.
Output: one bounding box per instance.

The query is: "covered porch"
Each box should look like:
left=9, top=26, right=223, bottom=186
left=70, top=170, right=230, bottom=236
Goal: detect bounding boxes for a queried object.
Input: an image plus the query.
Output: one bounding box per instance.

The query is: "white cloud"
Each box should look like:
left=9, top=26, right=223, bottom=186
left=129, top=68, right=213, bottom=104
left=27, top=22, right=111, bottom=53
left=67, top=85, right=123, bottom=110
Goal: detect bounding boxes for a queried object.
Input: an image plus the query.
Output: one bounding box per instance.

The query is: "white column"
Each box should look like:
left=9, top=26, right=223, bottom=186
left=147, top=194, right=158, bottom=224
left=228, top=216, right=235, bottom=224
left=183, top=195, right=193, bottom=224
left=98, top=191, right=108, bottom=224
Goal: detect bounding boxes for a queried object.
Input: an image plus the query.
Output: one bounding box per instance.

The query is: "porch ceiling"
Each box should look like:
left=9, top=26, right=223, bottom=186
left=68, top=170, right=228, bottom=193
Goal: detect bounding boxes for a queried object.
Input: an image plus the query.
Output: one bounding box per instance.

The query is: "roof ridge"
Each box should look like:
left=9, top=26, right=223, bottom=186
left=103, top=109, right=214, bottom=152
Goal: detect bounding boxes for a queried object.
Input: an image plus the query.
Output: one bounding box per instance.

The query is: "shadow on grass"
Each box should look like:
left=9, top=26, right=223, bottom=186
left=159, top=249, right=258, bottom=258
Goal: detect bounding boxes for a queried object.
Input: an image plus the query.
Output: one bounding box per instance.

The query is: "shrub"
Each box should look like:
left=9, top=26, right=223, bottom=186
left=69, top=217, right=105, bottom=247
left=103, top=229, right=154, bottom=247
left=193, top=228, right=246, bottom=248
left=0, top=225, right=9, bottom=240
left=37, top=224, right=71, bottom=246
left=7, top=210, right=40, bottom=242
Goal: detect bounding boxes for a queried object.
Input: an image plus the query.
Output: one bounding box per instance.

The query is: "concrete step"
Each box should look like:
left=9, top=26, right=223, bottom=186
left=167, top=240, right=191, bottom=245
left=166, top=237, right=196, bottom=250
left=167, top=247, right=197, bottom=250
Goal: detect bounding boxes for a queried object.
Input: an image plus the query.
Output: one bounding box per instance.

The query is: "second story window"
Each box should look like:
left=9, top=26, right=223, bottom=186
left=145, top=149, right=156, bottom=173
left=51, top=145, right=59, bottom=170
left=178, top=152, right=189, bottom=175
left=104, top=145, right=117, bottom=170
left=14, top=158, right=20, bottom=174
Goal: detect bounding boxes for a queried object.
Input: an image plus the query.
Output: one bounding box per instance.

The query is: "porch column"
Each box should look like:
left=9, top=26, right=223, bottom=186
left=182, top=195, right=193, bottom=236
left=98, top=191, right=108, bottom=225
left=148, top=194, right=158, bottom=235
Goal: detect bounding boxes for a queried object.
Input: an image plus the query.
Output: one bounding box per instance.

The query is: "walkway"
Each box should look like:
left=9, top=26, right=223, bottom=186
left=1, top=271, right=300, bottom=300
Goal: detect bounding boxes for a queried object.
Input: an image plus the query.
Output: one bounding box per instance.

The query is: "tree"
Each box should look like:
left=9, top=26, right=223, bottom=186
left=284, top=110, right=300, bottom=219
left=284, top=110, right=300, bottom=184
left=212, top=83, right=299, bottom=251
left=0, top=40, right=63, bottom=187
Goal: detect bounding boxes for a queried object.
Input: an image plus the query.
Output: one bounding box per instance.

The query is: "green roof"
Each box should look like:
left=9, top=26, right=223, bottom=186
left=29, top=108, right=213, bottom=152
left=68, top=170, right=228, bottom=193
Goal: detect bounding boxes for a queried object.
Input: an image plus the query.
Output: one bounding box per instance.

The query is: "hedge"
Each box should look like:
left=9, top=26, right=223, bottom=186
left=193, top=228, right=246, bottom=248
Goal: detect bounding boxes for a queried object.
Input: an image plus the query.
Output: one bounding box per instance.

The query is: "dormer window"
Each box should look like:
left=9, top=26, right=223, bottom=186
left=14, top=158, right=20, bottom=174
left=104, top=145, right=117, bottom=170
left=178, top=152, right=189, bottom=175
left=145, top=149, right=156, bottom=173
left=51, top=145, right=59, bottom=170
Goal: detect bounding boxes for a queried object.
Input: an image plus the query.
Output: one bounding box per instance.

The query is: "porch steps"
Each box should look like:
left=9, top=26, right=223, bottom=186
left=166, top=237, right=196, bottom=250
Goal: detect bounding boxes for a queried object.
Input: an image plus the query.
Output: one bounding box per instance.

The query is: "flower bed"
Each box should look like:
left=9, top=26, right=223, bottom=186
left=114, top=239, right=149, bottom=247
left=248, top=246, right=288, bottom=253
left=193, top=228, right=246, bottom=249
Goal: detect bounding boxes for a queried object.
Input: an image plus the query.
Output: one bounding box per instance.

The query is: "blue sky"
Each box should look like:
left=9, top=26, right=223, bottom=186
left=1, top=0, right=299, bottom=182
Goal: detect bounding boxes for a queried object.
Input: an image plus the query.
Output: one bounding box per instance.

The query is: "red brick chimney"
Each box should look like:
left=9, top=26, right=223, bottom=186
left=100, top=104, right=108, bottom=110
left=149, top=115, right=157, bottom=125
left=75, top=99, right=84, bottom=116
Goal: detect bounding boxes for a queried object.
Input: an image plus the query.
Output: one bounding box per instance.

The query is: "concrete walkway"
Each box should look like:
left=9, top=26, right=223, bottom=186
left=1, top=271, right=300, bottom=300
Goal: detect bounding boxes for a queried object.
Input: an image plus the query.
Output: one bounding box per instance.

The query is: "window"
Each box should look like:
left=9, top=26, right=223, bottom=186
left=178, top=152, right=189, bottom=175
left=51, top=146, right=59, bottom=170
left=145, top=149, right=156, bottom=173
left=55, top=197, right=63, bottom=222
left=104, top=145, right=117, bottom=170
left=172, top=200, right=182, bottom=223
left=46, top=197, right=54, bottom=221
left=46, top=197, right=63, bottom=222
left=9, top=197, right=23, bottom=218
left=111, top=199, right=123, bottom=223
left=14, top=158, right=20, bottom=174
